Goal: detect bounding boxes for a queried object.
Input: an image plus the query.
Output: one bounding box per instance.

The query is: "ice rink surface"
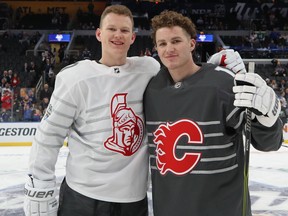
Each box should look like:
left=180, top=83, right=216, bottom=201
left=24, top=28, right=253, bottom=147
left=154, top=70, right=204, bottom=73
left=0, top=145, right=288, bottom=216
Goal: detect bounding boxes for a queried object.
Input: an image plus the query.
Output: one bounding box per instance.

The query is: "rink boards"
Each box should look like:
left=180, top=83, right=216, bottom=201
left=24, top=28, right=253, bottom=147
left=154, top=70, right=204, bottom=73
left=0, top=122, right=69, bottom=146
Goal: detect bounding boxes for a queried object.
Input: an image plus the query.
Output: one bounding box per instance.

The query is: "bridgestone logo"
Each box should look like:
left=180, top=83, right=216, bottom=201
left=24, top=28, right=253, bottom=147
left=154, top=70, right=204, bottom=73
left=0, top=127, right=36, bottom=136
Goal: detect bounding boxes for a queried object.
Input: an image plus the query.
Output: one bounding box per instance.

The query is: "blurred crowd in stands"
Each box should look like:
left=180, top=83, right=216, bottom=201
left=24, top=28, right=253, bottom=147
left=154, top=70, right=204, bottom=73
left=261, top=59, right=288, bottom=124
left=0, top=0, right=288, bottom=122
left=0, top=41, right=55, bottom=122
left=0, top=1, right=288, bottom=31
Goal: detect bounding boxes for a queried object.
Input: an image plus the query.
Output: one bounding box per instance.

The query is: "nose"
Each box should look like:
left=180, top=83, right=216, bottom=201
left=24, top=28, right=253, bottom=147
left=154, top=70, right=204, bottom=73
left=165, top=43, right=175, bottom=52
left=114, top=30, right=123, bottom=38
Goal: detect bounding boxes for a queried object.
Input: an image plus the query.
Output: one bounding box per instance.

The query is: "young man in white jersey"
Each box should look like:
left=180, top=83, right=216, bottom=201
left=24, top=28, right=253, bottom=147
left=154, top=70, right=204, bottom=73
left=23, top=5, right=160, bottom=216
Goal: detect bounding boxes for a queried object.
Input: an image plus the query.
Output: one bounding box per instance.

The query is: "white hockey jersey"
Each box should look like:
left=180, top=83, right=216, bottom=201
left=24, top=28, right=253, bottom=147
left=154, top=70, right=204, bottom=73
left=29, top=56, right=160, bottom=202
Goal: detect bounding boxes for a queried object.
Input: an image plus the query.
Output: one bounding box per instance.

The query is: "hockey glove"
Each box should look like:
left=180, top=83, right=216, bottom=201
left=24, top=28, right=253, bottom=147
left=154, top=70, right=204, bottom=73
left=207, top=49, right=247, bottom=74
left=24, top=175, right=58, bottom=216
left=233, top=73, right=281, bottom=127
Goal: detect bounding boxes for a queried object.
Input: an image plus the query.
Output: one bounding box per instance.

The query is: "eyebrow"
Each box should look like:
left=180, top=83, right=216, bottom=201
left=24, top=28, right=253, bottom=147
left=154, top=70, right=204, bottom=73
left=156, top=36, right=183, bottom=43
left=105, top=24, right=131, bottom=29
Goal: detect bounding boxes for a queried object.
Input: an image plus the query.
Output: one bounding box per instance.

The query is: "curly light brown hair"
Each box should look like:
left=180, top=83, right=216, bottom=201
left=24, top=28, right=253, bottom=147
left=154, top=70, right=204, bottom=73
left=151, top=10, right=197, bottom=45
left=100, top=5, right=134, bottom=28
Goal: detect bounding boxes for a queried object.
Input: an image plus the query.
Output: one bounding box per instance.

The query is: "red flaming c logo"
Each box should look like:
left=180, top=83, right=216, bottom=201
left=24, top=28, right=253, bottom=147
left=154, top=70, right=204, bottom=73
left=154, top=119, right=203, bottom=175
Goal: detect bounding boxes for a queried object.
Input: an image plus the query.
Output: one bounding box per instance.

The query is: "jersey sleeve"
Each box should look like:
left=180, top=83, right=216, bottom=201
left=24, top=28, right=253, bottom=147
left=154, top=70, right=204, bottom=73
left=251, top=118, right=283, bottom=151
left=29, top=72, right=80, bottom=181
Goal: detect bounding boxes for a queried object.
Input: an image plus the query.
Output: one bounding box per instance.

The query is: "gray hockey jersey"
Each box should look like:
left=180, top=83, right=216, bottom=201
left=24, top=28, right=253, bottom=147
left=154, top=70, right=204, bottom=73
left=144, top=63, right=283, bottom=216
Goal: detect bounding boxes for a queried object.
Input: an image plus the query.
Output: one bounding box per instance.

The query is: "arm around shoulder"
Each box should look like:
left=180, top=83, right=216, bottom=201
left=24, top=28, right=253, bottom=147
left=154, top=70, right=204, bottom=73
left=143, top=56, right=161, bottom=75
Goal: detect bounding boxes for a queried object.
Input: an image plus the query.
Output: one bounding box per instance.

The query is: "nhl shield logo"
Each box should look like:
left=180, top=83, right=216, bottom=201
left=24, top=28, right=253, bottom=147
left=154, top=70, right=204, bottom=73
left=104, top=93, right=144, bottom=156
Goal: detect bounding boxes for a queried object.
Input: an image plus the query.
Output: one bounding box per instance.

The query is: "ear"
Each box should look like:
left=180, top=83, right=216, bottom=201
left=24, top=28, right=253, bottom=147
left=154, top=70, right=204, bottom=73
left=130, top=32, right=136, bottom=45
left=190, top=38, right=196, bottom=52
left=96, top=28, right=101, bottom=42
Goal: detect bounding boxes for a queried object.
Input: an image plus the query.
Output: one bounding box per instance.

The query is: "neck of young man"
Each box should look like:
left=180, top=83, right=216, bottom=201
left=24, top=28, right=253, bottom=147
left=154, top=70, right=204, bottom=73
left=99, top=53, right=127, bottom=67
left=169, top=62, right=200, bottom=83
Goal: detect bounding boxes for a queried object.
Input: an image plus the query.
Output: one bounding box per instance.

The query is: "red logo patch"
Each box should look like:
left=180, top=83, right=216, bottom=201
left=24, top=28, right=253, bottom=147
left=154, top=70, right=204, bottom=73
left=154, top=119, right=203, bottom=175
left=104, top=93, right=144, bottom=156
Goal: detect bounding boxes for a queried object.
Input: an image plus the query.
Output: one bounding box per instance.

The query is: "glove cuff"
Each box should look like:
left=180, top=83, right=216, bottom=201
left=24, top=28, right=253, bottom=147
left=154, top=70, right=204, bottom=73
left=256, top=95, right=281, bottom=127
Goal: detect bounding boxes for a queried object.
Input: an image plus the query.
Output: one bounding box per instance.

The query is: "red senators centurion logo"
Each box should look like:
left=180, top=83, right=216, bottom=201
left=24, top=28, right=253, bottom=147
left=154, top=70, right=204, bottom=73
left=154, top=119, right=203, bottom=175
left=104, top=93, right=144, bottom=156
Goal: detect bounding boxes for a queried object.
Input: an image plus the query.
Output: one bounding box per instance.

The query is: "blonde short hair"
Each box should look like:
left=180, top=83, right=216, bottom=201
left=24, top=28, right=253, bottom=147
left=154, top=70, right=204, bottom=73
left=100, top=5, right=134, bottom=27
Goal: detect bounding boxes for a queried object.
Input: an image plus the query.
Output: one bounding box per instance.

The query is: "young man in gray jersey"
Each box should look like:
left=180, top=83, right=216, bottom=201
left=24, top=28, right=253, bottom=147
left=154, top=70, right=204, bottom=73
left=23, top=5, right=160, bottom=216
left=144, top=10, right=282, bottom=216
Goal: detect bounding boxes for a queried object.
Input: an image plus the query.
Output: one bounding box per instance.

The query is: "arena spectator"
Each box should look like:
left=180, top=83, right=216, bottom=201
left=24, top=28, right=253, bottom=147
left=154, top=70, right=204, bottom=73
left=1, top=70, right=10, bottom=84
left=268, top=39, right=277, bottom=49
left=39, top=97, right=49, bottom=111
left=0, top=108, right=10, bottom=122
left=28, top=89, right=37, bottom=105
left=20, top=62, right=29, bottom=85
left=279, top=90, right=288, bottom=124
left=273, top=60, right=287, bottom=78
left=1, top=89, right=12, bottom=111
left=284, top=87, right=288, bottom=102
left=2, top=82, right=12, bottom=94
left=279, top=79, right=287, bottom=92
left=39, top=83, right=53, bottom=101
left=22, top=103, right=33, bottom=122
left=270, top=79, right=279, bottom=92
left=31, top=107, right=43, bottom=122
left=271, top=58, right=278, bottom=67
left=27, top=61, right=39, bottom=87
left=58, top=44, right=66, bottom=63
left=10, top=72, right=20, bottom=89
left=12, top=95, right=23, bottom=122
left=0, top=77, right=7, bottom=91
left=43, top=58, right=54, bottom=85
left=82, top=47, right=92, bottom=60
left=20, top=94, right=32, bottom=111
left=7, top=69, right=13, bottom=83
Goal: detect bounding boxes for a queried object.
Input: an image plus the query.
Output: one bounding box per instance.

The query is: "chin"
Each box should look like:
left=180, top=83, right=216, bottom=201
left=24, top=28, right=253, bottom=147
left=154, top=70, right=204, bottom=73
left=164, top=62, right=178, bottom=70
left=113, top=48, right=128, bottom=54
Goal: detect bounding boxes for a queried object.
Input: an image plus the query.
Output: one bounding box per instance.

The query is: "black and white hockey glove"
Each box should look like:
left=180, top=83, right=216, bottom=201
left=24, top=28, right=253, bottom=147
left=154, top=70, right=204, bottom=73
left=207, top=49, right=247, bottom=74
left=24, top=175, right=58, bottom=216
left=233, top=73, right=281, bottom=127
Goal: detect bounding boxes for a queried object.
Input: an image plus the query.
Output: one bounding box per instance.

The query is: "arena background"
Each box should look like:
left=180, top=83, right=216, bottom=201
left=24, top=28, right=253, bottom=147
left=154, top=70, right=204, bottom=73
left=0, top=0, right=288, bottom=215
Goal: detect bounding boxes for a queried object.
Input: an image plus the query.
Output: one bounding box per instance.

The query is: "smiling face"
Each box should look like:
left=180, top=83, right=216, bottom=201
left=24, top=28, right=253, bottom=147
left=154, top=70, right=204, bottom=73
left=96, top=13, right=136, bottom=66
left=155, top=26, right=196, bottom=73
